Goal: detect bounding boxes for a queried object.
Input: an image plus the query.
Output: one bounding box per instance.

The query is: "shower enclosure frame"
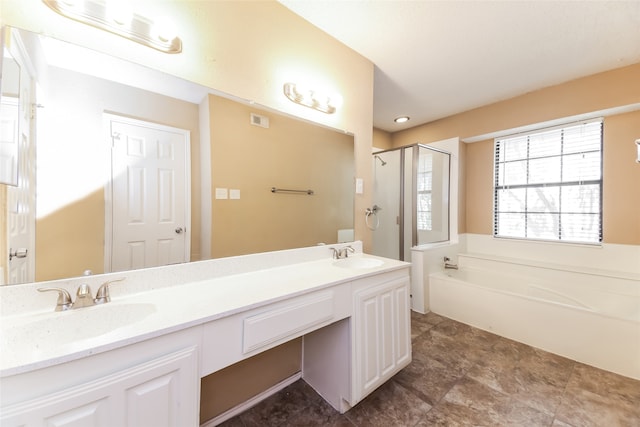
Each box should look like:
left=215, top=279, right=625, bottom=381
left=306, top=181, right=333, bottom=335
left=372, top=143, right=451, bottom=261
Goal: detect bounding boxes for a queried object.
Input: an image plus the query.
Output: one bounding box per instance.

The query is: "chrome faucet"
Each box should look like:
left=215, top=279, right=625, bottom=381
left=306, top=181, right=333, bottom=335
left=444, top=256, right=459, bottom=270
left=330, top=245, right=355, bottom=259
left=94, top=277, right=125, bottom=304
left=38, top=278, right=125, bottom=311
left=73, top=283, right=96, bottom=308
left=340, top=246, right=355, bottom=258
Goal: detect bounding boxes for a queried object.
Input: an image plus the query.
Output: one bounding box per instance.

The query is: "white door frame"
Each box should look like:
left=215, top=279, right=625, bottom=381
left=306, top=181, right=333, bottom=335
left=103, top=113, right=191, bottom=273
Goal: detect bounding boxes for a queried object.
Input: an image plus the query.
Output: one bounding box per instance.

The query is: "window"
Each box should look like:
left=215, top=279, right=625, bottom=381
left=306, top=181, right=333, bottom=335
left=493, top=119, right=603, bottom=244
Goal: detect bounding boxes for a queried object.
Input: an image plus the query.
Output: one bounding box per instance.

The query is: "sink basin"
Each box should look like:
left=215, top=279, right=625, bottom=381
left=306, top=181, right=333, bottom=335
left=0, top=303, right=156, bottom=351
left=333, top=257, right=385, bottom=269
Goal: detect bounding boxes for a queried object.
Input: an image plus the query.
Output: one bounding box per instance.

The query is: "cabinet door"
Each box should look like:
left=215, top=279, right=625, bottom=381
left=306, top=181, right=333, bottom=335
left=393, top=281, right=412, bottom=369
left=352, top=276, right=411, bottom=403
left=1, top=346, right=198, bottom=427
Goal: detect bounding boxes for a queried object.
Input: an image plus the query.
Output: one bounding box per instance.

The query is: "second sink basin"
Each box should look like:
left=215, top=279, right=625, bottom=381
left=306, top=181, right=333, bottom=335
left=333, top=257, right=385, bottom=269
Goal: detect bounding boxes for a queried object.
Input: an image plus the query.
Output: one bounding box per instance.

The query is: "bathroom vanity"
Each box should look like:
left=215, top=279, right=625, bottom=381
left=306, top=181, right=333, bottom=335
left=0, top=243, right=411, bottom=426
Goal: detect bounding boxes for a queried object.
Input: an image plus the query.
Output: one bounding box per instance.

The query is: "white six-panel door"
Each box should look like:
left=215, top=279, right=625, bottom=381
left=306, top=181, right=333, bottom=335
left=106, top=114, right=190, bottom=273
left=4, top=31, right=36, bottom=285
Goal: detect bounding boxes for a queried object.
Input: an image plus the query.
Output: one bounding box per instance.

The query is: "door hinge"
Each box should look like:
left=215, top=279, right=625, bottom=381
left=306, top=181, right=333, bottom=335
left=30, top=103, right=43, bottom=119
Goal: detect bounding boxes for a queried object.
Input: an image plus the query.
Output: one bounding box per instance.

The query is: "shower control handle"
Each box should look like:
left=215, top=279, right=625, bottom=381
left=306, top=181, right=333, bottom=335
left=366, top=205, right=382, bottom=215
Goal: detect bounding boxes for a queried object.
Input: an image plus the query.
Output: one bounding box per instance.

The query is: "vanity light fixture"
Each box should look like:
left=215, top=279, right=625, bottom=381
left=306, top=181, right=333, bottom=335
left=283, top=82, right=338, bottom=114
left=42, top=0, right=182, bottom=54
left=394, top=116, right=410, bottom=124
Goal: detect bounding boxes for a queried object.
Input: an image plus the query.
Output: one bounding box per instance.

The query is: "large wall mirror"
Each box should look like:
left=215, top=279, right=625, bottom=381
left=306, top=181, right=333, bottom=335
left=0, top=27, right=355, bottom=286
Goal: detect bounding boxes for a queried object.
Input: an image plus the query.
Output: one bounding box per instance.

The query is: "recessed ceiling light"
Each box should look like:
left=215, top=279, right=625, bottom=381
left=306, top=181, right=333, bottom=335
left=394, top=116, right=410, bottom=124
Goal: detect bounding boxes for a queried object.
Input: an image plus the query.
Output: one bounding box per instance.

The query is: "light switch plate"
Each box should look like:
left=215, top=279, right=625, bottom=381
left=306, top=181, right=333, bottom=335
left=355, top=178, right=364, bottom=194
left=215, top=188, right=228, bottom=199
left=230, top=189, right=241, bottom=199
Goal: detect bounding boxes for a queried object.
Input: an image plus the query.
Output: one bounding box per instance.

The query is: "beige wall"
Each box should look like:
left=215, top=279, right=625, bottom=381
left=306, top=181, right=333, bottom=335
left=391, top=64, right=640, bottom=245
left=373, top=127, right=393, bottom=151
left=200, top=339, right=302, bottom=423
left=603, top=110, right=640, bottom=244
left=35, top=66, right=201, bottom=281
left=207, top=94, right=354, bottom=258
left=392, top=63, right=640, bottom=145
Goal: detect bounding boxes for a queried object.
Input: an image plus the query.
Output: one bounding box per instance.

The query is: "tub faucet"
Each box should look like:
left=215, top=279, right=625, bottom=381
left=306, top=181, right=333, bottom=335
left=444, top=256, right=458, bottom=270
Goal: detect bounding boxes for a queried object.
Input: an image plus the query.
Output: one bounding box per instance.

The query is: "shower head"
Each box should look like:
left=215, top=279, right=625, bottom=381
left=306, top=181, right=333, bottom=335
left=374, top=155, right=387, bottom=166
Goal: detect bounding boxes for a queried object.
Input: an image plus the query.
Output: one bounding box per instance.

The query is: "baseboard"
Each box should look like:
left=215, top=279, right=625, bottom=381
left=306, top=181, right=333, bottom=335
left=200, top=372, right=302, bottom=427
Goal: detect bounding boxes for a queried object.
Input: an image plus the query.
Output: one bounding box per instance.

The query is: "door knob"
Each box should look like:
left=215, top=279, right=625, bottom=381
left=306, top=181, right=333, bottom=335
left=9, top=248, right=28, bottom=261
left=175, top=227, right=184, bottom=234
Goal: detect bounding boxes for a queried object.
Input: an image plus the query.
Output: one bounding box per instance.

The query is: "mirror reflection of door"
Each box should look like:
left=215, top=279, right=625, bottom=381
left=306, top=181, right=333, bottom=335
left=2, top=31, right=36, bottom=285
left=106, top=114, right=191, bottom=273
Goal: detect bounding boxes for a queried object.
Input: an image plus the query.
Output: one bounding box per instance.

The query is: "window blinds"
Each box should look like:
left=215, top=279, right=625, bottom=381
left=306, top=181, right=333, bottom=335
left=493, top=119, right=603, bottom=243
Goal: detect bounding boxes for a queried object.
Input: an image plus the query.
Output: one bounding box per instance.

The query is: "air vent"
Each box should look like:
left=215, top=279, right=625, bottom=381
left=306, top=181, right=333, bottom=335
left=250, top=113, right=269, bottom=128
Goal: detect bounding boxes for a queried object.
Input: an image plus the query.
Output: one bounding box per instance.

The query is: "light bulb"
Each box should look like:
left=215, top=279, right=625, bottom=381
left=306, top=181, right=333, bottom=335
left=152, top=16, right=177, bottom=43
left=106, top=0, right=133, bottom=26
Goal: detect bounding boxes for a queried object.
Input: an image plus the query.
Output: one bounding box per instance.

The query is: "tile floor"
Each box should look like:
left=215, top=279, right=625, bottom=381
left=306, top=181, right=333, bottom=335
left=219, top=311, right=640, bottom=426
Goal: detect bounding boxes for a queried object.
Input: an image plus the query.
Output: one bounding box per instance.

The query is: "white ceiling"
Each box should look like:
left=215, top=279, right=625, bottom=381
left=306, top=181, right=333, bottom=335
left=280, top=1, right=640, bottom=132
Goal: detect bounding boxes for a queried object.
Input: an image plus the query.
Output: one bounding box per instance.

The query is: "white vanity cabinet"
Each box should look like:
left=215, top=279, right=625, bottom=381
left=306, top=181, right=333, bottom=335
left=0, top=329, right=201, bottom=427
left=1, top=346, right=198, bottom=427
left=0, top=249, right=411, bottom=426
left=351, top=270, right=411, bottom=403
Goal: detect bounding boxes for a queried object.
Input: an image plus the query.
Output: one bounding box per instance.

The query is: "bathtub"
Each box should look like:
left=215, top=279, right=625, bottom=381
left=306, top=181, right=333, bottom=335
left=429, top=259, right=640, bottom=380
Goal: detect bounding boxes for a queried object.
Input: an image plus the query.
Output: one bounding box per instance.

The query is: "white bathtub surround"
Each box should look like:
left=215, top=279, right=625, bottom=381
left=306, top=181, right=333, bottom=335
left=429, top=253, right=640, bottom=380
left=0, top=242, right=412, bottom=426
left=464, top=233, right=640, bottom=276
left=410, top=241, right=459, bottom=313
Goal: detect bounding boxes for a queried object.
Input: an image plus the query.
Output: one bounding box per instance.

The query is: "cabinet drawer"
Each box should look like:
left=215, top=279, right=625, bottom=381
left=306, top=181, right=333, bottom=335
left=201, top=284, right=350, bottom=376
left=243, top=291, right=334, bottom=353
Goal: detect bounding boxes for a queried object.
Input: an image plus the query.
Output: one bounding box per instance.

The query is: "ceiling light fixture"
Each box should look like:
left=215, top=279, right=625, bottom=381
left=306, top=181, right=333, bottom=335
left=394, top=116, right=410, bottom=124
left=42, top=0, right=182, bottom=54
left=283, top=82, right=338, bottom=114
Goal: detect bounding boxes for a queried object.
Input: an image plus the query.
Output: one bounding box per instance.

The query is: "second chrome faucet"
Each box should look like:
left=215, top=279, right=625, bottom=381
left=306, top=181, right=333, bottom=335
left=330, top=245, right=355, bottom=259
left=38, top=278, right=126, bottom=311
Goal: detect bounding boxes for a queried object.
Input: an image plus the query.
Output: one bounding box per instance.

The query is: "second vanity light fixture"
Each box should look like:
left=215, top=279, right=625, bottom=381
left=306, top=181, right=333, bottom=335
left=283, top=82, right=338, bottom=114
left=42, top=0, right=182, bottom=53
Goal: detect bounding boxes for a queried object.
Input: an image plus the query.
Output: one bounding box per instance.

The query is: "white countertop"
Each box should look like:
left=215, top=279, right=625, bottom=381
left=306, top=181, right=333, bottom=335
left=0, top=249, right=409, bottom=377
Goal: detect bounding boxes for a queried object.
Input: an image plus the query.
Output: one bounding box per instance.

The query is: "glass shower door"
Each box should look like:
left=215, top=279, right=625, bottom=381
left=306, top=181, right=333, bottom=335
left=370, top=150, right=401, bottom=260
left=415, top=145, right=450, bottom=246
left=370, top=144, right=450, bottom=262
